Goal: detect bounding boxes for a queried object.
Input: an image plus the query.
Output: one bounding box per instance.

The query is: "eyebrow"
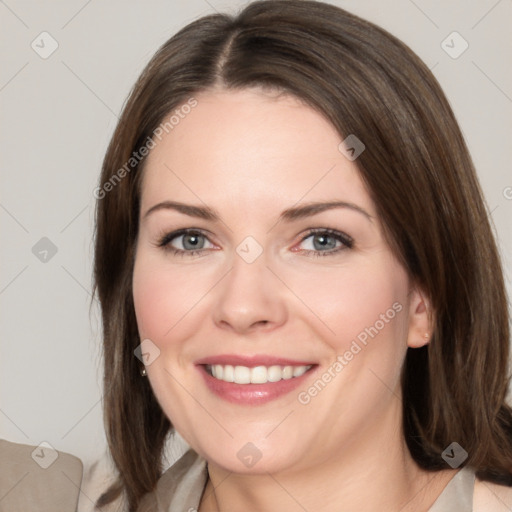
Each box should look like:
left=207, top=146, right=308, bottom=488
left=143, top=200, right=373, bottom=223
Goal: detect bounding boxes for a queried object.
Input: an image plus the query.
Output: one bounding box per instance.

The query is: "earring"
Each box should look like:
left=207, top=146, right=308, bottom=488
left=424, top=333, right=430, bottom=340
left=140, top=367, right=147, bottom=377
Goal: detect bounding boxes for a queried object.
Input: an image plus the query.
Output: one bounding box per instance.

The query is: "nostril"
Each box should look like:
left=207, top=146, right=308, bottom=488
left=253, top=320, right=270, bottom=328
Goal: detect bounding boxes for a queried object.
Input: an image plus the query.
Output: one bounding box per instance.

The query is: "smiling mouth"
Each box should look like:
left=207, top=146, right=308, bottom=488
left=204, top=364, right=314, bottom=384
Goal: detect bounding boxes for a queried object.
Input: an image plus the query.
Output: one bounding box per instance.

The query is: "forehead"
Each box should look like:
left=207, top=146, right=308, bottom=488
left=140, top=88, right=374, bottom=219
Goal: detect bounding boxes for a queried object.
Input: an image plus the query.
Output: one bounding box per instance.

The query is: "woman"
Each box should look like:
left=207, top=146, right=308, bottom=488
left=89, top=1, right=512, bottom=510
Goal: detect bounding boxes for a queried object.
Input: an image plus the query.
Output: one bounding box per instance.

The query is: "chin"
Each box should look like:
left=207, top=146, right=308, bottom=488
left=190, top=433, right=303, bottom=474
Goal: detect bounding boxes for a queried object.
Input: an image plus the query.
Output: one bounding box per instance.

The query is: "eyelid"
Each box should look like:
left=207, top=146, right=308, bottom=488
left=155, top=228, right=216, bottom=254
left=299, top=228, right=353, bottom=245
left=155, top=227, right=353, bottom=257
left=292, top=228, right=354, bottom=255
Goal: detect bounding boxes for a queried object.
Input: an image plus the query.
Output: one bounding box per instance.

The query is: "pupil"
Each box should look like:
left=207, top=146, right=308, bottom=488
left=314, top=234, right=336, bottom=250
left=184, top=234, right=203, bottom=250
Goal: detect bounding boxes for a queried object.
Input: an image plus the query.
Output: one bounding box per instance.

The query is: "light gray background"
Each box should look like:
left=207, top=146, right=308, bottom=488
left=1, top=0, right=511, bottom=466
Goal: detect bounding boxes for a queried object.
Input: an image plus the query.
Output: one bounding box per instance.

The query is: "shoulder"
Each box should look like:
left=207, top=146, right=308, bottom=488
left=473, top=477, right=512, bottom=512
left=0, top=439, right=83, bottom=511
left=78, top=431, right=190, bottom=512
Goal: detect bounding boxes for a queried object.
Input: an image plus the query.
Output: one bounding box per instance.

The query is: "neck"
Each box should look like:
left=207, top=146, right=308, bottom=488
left=199, top=405, right=456, bottom=512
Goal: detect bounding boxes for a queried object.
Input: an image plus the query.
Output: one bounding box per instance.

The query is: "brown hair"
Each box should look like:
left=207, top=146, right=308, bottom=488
left=92, top=0, right=512, bottom=509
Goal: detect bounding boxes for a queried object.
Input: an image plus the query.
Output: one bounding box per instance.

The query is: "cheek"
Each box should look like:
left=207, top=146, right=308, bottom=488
left=132, top=254, right=216, bottom=346
left=288, top=261, right=409, bottom=433
left=132, top=264, right=171, bottom=340
left=283, top=260, right=409, bottom=354
left=133, top=256, right=180, bottom=342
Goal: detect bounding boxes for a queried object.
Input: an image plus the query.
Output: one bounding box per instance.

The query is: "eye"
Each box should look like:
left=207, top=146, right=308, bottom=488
left=295, top=229, right=353, bottom=257
left=156, top=229, right=215, bottom=256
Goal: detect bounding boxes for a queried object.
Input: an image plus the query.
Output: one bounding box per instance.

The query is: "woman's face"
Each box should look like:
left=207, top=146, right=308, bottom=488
left=132, top=87, right=428, bottom=474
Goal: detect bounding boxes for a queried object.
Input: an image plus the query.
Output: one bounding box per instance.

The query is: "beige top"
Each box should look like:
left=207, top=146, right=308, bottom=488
left=0, top=439, right=83, bottom=512
left=135, top=449, right=477, bottom=512
left=75, top=445, right=512, bottom=512
left=3, top=438, right=510, bottom=511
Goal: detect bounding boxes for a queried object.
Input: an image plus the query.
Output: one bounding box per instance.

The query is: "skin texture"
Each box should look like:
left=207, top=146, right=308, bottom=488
left=132, top=87, right=457, bottom=511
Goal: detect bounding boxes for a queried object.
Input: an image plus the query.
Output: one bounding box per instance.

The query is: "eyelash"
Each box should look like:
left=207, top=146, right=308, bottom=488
left=155, top=228, right=354, bottom=258
left=156, top=229, right=212, bottom=258
left=297, top=228, right=354, bottom=256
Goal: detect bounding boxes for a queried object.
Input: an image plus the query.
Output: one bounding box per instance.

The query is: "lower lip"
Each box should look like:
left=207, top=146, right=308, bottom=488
left=197, top=365, right=317, bottom=405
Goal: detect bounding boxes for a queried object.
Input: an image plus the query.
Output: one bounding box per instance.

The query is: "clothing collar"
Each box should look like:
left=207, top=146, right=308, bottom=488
left=428, top=466, right=475, bottom=512
left=137, top=449, right=208, bottom=512
left=137, top=449, right=475, bottom=512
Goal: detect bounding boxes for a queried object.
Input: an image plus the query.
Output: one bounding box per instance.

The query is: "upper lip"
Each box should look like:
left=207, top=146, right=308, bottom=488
left=195, top=354, right=316, bottom=367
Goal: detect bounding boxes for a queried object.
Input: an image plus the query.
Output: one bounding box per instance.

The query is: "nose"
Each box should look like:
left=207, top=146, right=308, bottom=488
left=212, top=252, right=288, bottom=335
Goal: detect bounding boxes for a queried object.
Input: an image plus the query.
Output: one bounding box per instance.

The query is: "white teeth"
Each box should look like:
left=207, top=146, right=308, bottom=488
left=234, top=365, right=251, bottom=384
left=293, top=366, right=308, bottom=377
left=223, top=365, right=234, bottom=382
left=213, top=365, right=223, bottom=380
left=267, top=365, right=282, bottom=382
left=208, top=364, right=312, bottom=384
left=250, top=366, right=268, bottom=384
left=282, top=366, right=294, bottom=379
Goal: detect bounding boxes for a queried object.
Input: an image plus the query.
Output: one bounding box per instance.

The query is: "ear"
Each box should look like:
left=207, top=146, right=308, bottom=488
left=406, top=286, right=432, bottom=348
